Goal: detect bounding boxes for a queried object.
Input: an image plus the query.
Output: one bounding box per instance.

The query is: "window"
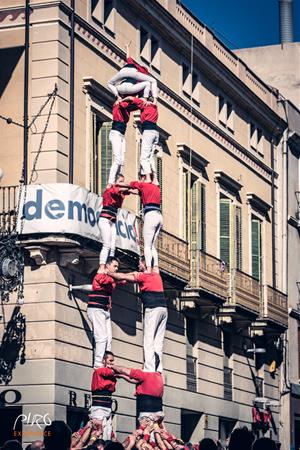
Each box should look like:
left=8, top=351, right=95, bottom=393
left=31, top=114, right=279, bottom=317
left=181, top=63, right=200, bottom=104
left=90, top=113, right=112, bottom=194
left=219, top=195, right=242, bottom=270
left=182, top=169, right=206, bottom=252
left=186, top=318, right=198, bottom=392
left=223, top=331, right=233, bottom=401
left=219, top=418, right=236, bottom=445
left=218, top=95, right=234, bottom=131
left=220, top=196, right=230, bottom=266
left=67, top=406, right=89, bottom=432
left=139, top=27, right=160, bottom=71
left=235, top=206, right=242, bottom=271
left=91, top=0, right=115, bottom=32
left=181, top=409, right=202, bottom=442
left=250, top=122, right=264, bottom=156
left=251, top=216, right=262, bottom=280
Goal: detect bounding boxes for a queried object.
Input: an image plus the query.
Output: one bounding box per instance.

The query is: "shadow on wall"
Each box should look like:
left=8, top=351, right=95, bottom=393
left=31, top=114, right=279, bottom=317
left=0, top=47, right=24, bottom=98
left=0, top=306, right=26, bottom=385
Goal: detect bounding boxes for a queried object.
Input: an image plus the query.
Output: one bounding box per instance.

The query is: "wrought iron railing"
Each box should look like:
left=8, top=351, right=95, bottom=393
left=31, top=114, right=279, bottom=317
left=264, top=285, right=288, bottom=327
left=190, top=250, right=228, bottom=300
left=186, top=354, right=197, bottom=392
left=230, top=269, right=261, bottom=314
left=0, top=186, right=18, bottom=233
left=137, top=218, right=190, bottom=282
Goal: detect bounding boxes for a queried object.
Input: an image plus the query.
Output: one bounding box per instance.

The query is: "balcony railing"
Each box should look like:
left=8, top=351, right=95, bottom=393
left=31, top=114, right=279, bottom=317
left=157, top=230, right=190, bottom=282
left=264, top=285, right=288, bottom=327
left=186, top=355, right=197, bottom=392
left=230, top=269, right=261, bottom=315
left=190, top=250, right=229, bottom=300
left=137, top=218, right=190, bottom=282
left=0, top=186, right=18, bottom=233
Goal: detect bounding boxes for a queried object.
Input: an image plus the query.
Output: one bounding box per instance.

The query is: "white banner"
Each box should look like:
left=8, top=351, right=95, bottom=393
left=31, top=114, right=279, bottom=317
left=16, top=184, right=140, bottom=255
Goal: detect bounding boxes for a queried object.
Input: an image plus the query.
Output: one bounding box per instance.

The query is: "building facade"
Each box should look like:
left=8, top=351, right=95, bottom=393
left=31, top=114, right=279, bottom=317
left=0, top=0, right=290, bottom=447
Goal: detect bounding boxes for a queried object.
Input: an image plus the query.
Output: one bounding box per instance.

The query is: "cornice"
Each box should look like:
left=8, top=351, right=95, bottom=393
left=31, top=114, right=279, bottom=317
left=214, top=170, right=243, bottom=194
left=177, top=144, right=209, bottom=174
left=247, top=193, right=272, bottom=215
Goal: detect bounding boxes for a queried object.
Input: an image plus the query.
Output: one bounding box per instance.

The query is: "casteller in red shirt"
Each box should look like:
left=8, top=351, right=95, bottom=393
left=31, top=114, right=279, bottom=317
left=88, top=273, right=117, bottom=310
left=133, top=272, right=166, bottom=309
left=91, top=367, right=117, bottom=409
left=129, top=98, right=158, bottom=127
left=129, top=369, right=164, bottom=415
left=126, top=57, right=149, bottom=75
left=130, top=369, right=163, bottom=398
left=100, top=186, right=127, bottom=222
left=129, top=181, right=161, bottom=207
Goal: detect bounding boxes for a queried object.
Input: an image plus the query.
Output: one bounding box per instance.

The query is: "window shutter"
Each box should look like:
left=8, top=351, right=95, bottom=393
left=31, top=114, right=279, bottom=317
left=182, top=170, right=189, bottom=241
left=100, top=122, right=112, bottom=193
left=235, top=206, right=242, bottom=270
left=220, top=198, right=230, bottom=266
left=200, top=183, right=206, bottom=252
left=251, top=218, right=261, bottom=280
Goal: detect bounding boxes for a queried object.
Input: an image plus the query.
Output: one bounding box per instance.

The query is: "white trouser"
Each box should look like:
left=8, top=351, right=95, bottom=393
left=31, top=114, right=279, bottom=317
left=108, top=130, right=126, bottom=185
left=143, top=306, right=168, bottom=372
left=87, top=308, right=112, bottom=368
left=107, top=67, right=158, bottom=98
left=140, top=129, right=159, bottom=176
left=143, top=210, right=163, bottom=268
left=90, top=406, right=112, bottom=440
left=99, top=217, right=117, bottom=264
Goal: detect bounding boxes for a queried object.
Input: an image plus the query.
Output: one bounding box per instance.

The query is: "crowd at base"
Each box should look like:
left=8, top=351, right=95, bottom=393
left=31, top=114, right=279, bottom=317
left=0, top=421, right=280, bottom=450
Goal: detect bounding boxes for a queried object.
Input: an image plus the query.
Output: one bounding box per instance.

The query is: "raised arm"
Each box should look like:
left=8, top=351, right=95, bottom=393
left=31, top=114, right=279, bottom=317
left=108, top=271, right=137, bottom=282
left=116, top=373, right=139, bottom=384
left=110, top=364, right=132, bottom=377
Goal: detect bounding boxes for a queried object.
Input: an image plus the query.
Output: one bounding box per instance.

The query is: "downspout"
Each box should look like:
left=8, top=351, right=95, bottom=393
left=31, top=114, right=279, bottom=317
left=271, top=137, right=276, bottom=289
left=69, top=0, right=75, bottom=184
left=23, top=0, right=30, bottom=185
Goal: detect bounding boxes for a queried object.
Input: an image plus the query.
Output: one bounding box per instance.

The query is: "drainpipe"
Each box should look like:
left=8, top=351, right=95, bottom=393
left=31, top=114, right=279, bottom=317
left=69, top=0, right=75, bottom=184
left=271, top=137, right=276, bottom=289
left=23, top=0, right=30, bottom=185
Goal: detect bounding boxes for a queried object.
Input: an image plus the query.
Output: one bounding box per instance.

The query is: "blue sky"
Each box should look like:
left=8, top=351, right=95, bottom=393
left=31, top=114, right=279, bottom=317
left=183, top=0, right=300, bottom=49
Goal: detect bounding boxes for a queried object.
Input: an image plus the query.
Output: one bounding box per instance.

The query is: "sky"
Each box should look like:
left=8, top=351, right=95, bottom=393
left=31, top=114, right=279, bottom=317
left=183, top=0, right=300, bottom=49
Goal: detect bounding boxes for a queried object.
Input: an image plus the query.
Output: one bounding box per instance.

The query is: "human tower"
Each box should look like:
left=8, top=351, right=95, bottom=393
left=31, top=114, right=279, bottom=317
left=71, top=45, right=182, bottom=449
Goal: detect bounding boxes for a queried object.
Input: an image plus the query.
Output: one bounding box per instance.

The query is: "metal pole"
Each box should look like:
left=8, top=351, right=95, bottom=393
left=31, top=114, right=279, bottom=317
left=23, top=0, right=30, bottom=185
left=69, top=0, right=75, bottom=183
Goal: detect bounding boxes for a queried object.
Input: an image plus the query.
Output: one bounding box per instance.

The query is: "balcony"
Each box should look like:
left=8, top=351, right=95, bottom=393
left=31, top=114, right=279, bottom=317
left=230, top=269, right=261, bottom=315
left=190, top=250, right=229, bottom=300
left=263, top=285, right=288, bottom=328
left=0, top=186, right=18, bottom=233
left=137, top=218, right=190, bottom=283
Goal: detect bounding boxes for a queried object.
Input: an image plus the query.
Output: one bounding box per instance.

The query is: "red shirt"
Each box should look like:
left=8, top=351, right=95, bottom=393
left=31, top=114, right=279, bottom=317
left=112, top=101, right=131, bottom=123
left=126, top=57, right=149, bottom=74
left=133, top=272, right=163, bottom=292
left=130, top=98, right=158, bottom=124
left=129, top=181, right=161, bottom=206
left=90, top=273, right=116, bottom=295
left=130, top=369, right=164, bottom=397
left=91, top=367, right=117, bottom=393
left=102, top=186, right=126, bottom=209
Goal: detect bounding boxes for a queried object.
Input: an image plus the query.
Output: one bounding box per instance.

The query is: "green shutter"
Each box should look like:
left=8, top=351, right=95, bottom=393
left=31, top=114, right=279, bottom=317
left=251, top=218, right=261, bottom=280
left=182, top=170, right=189, bottom=241
left=220, top=198, right=230, bottom=266
left=191, top=181, right=198, bottom=251
left=235, top=206, right=242, bottom=270
left=200, top=183, right=206, bottom=252
left=100, top=122, right=112, bottom=193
